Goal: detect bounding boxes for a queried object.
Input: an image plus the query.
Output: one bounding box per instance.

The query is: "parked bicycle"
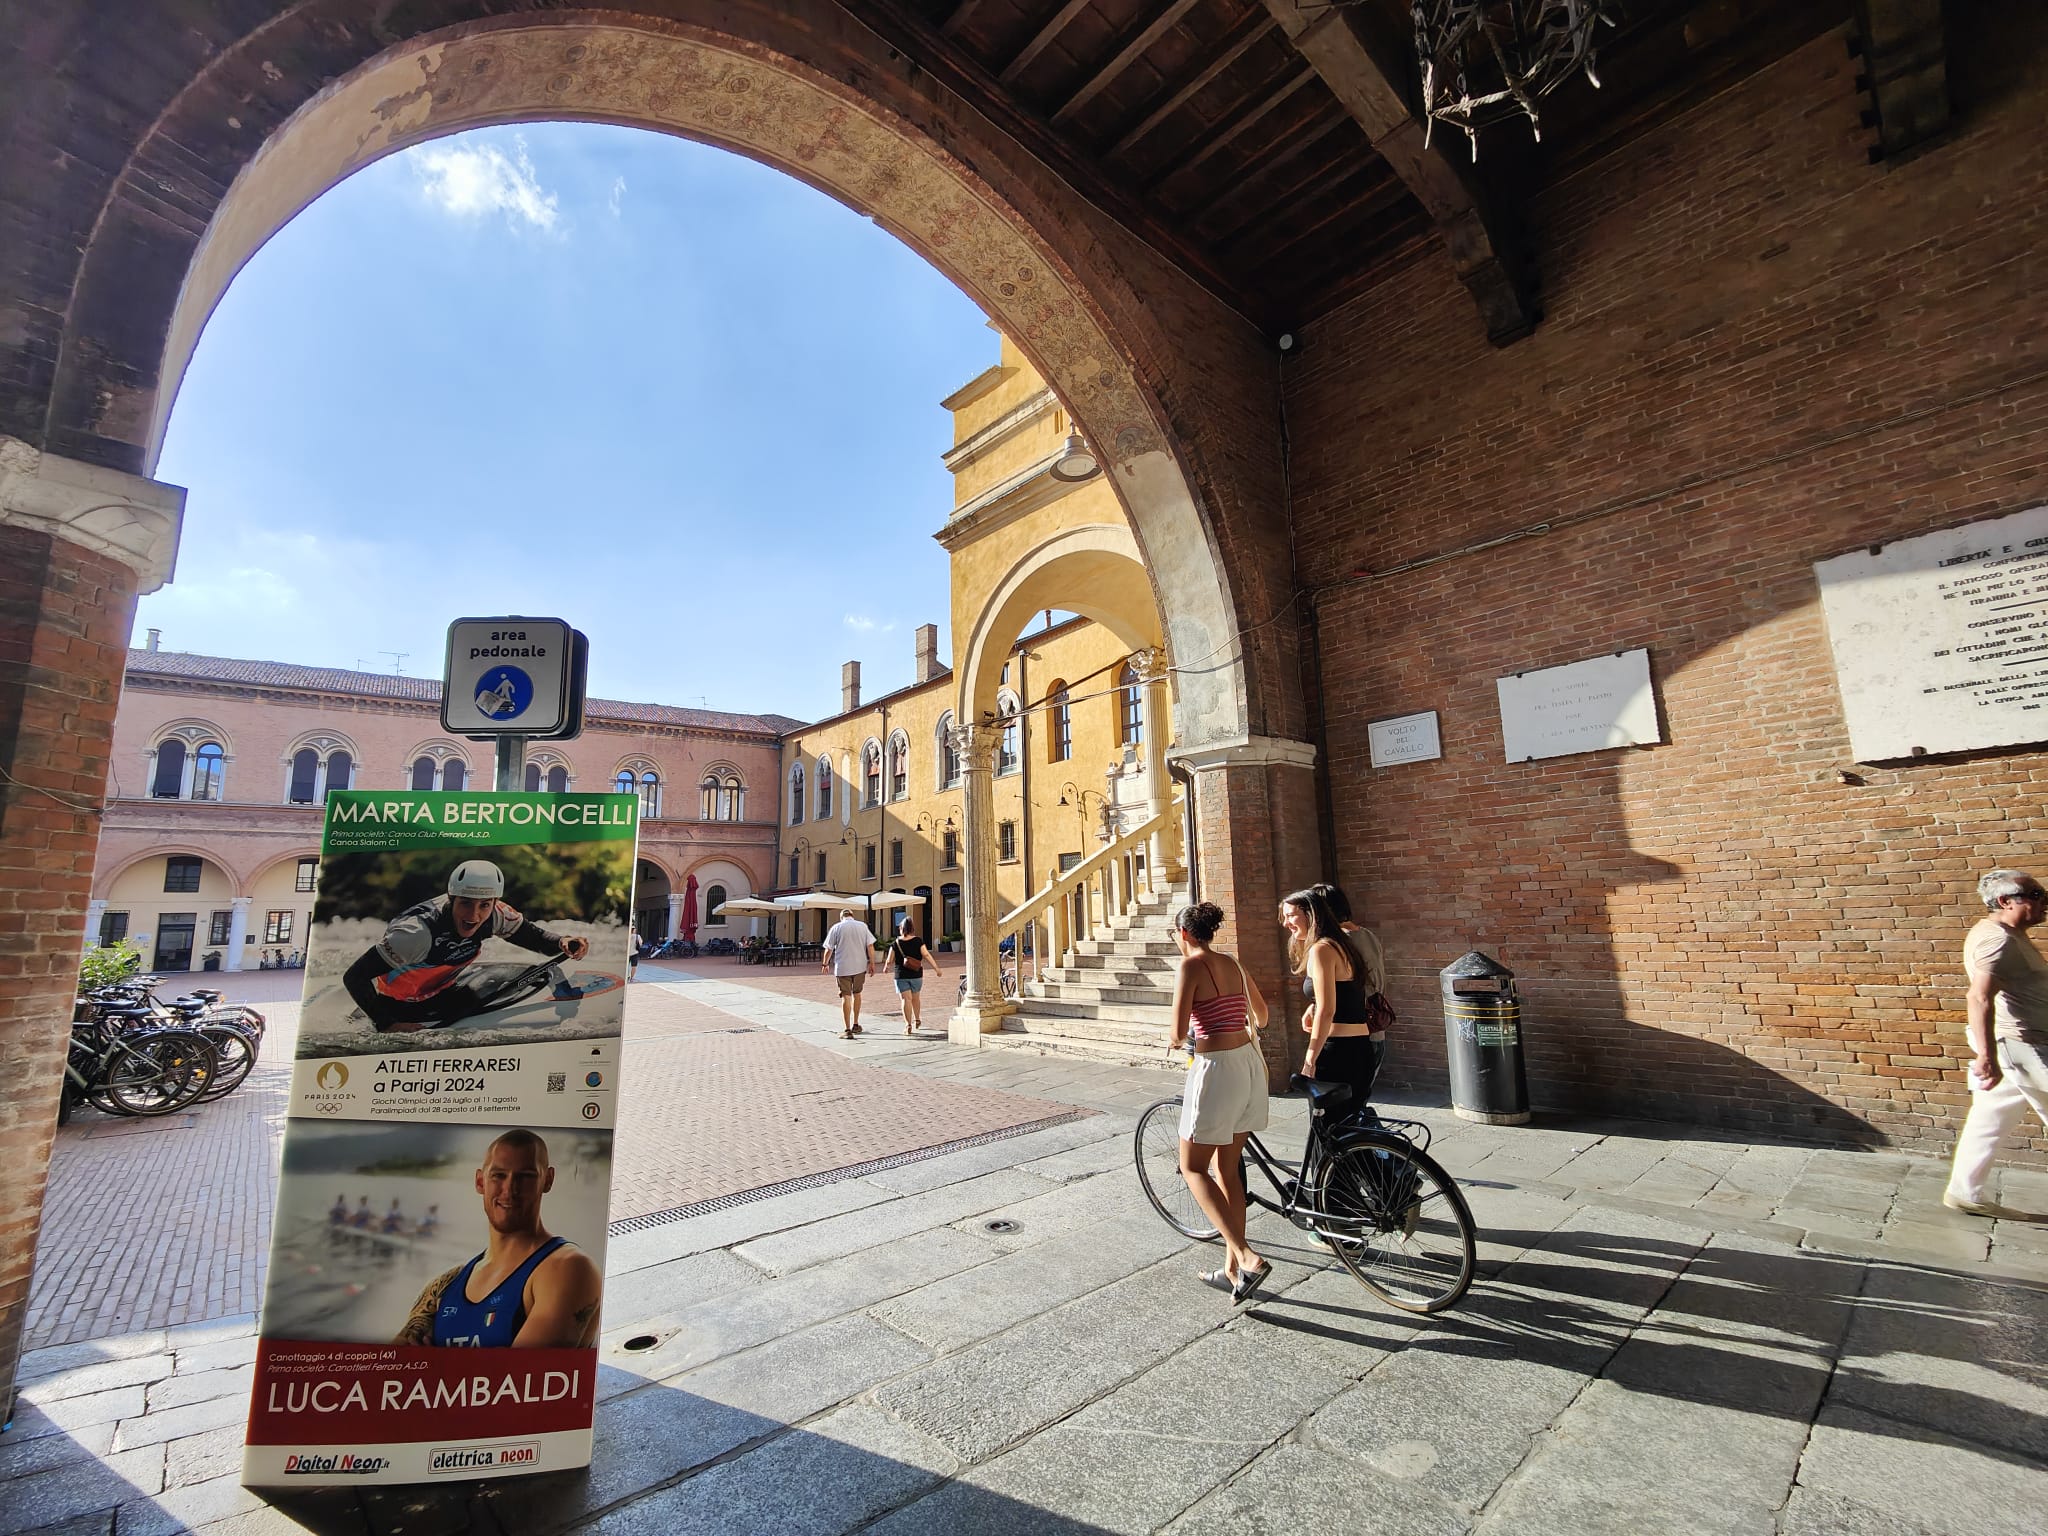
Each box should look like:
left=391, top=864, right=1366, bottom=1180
left=1134, top=1071, right=1477, bottom=1314
left=59, top=1017, right=218, bottom=1122
left=71, top=976, right=268, bottom=1114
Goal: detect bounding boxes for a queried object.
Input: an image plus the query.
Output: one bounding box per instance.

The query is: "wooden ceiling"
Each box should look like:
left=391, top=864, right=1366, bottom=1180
left=844, top=1, right=1894, bottom=339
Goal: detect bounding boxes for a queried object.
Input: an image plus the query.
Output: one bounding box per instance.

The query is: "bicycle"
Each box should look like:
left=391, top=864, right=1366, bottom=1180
left=1133, top=1072, right=1477, bottom=1314
left=59, top=1018, right=219, bottom=1122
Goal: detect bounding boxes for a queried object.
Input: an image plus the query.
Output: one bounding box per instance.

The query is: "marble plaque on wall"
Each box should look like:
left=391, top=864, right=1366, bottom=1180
left=1816, top=504, right=2048, bottom=761
left=1368, top=711, right=1442, bottom=768
left=1497, top=649, right=1661, bottom=764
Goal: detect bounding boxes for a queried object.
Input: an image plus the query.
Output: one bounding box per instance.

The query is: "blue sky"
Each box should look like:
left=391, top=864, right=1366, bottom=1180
left=141, top=123, right=994, bottom=723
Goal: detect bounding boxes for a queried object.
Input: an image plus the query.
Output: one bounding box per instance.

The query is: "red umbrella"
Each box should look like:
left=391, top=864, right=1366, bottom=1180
left=679, top=873, right=700, bottom=943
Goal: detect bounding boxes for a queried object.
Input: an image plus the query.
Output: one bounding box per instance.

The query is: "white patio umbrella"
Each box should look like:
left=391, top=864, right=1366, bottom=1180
left=719, top=895, right=788, bottom=940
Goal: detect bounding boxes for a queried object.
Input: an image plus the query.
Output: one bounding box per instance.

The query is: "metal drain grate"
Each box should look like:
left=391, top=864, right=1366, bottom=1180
left=607, top=1111, right=1089, bottom=1235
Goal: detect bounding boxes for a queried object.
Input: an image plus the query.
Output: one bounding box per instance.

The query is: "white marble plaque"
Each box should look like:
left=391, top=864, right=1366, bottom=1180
left=1816, top=504, right=2048, bottom=761
left=1497, top=649, right=1661, bottom=763
left=1368, top=711, right=1442, bottom=767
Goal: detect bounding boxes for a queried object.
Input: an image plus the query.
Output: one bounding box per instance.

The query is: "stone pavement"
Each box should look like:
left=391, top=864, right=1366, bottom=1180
left=7, top=966, right=2047, bottom=1533
left=24, top=968, right=1069, bottom=1351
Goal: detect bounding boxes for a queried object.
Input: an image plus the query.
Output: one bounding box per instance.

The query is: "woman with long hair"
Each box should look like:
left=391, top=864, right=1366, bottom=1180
left=1168, top=900, right=1273, bottom=1302
left=885, top=912, right=942, bottom=1034
left=1281, top=885, right=1387, bottom=1109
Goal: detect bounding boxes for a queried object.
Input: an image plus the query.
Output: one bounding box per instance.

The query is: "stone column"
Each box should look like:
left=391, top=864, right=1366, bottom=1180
left=225, top=898, right=252, bottom=973
left=948, top=722, right=1013, bottom=1042
left=1170, top=735, right=1322, bottom=1089
left=0, top=436, right=183, bottom=1422
left=666, top=892, right=685, bottom=941
left=85, top=900, right=107, bottom=947
left=1132, top=647, right=1185, bottom=881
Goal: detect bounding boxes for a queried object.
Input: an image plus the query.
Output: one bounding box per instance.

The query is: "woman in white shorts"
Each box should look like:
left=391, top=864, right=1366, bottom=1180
left=1169, top=901, right=1273, bottom=1302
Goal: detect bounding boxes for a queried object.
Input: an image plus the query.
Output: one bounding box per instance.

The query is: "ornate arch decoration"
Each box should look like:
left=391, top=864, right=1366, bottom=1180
left=115, top=15, right=1249, bottom=750
left=934, top=712, right=961, bottom=789
left=402, top=739, right=471, bottom=792
left=859, top=737, right=885, bottom=808
left=886, top=729, right=912, bottom=802
left=524, top=748, right=573, bottom=793
left=141, top=718, right=233, bottom=802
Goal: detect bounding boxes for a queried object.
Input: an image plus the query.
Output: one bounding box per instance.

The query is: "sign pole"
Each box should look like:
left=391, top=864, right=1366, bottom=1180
left=495, top=734, right=525, bottom=792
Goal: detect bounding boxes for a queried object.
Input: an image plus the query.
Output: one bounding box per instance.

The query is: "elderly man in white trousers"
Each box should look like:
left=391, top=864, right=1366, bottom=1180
left=1945, top=869, right=2048, bottom=1219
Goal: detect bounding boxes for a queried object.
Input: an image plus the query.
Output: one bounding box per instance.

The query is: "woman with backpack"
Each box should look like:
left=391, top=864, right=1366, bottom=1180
left=885, top=914, right=943, bottom=1034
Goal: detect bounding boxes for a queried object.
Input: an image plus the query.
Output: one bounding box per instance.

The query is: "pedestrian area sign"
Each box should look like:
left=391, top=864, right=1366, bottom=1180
left=442, top=617, right=576, bottom=736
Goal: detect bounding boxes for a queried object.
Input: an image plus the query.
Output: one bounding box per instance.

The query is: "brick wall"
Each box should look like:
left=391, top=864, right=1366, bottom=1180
left=1284, top=25, right=2048, bottom=1153
left=0, top=527, right=137, bottom=1416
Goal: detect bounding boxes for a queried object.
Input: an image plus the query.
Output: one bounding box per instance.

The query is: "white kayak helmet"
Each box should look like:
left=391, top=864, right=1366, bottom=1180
left=447, top=860, right=505, bottom=901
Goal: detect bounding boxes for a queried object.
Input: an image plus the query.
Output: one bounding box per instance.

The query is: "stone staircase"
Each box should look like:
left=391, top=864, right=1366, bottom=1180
left=984, top=883, right=1188, bottom=1067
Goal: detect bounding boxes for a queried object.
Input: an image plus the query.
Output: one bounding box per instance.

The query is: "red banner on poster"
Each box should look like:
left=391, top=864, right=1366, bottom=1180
left=246, top=1341, right=596, bottom=1445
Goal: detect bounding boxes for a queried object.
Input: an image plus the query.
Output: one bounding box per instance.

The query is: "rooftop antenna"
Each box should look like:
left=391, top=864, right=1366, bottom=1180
left=381, top=651, right=408, bottom=675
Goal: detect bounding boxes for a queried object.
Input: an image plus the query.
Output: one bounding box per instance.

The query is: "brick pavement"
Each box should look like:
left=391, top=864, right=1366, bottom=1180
left=24, top=973, right=1071, bottom=1351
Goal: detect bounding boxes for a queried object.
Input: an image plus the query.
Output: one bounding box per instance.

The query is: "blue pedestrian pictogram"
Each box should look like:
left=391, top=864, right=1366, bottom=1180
left=474, top=666, right=535, bottom=721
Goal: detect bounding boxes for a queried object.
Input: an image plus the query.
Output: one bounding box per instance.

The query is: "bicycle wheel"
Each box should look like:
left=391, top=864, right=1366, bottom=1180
left=103, top=1030, right=217, bottom=1116
left=192, top=1023, right=257, bottom=1102
left=1313, top=1138, right=1475, bottom=1313
left=1133, top=1098, right=1218, bottom=1240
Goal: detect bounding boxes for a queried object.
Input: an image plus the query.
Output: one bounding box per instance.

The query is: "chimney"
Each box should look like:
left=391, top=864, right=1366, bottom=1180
left=914, top=623, right=943, bottom=684
left=841, top=660, right=861, bottom=714
left=145, top=628, right=161, bottom=652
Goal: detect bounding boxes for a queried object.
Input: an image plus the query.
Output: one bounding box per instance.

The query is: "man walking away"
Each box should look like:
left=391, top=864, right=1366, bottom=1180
left=1945, top=869, right=2048, bottom=1219
left=822, top=907, right=876, bottom=1040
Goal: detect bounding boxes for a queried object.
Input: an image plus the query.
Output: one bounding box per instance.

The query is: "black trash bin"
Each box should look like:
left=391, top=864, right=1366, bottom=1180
left=1440, top=951, right=1529, bottom=1125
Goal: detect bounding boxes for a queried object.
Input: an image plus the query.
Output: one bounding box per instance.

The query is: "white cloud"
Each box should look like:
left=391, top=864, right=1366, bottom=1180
left=843, top=613, right=895, bottom=633
left=411, top=136, right=560, bottom=231
left=609, top=176, right=627, bottom=218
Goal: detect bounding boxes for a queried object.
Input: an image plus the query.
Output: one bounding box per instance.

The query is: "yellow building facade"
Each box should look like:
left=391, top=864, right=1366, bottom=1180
left=777, top=333, right=1173, bottom=964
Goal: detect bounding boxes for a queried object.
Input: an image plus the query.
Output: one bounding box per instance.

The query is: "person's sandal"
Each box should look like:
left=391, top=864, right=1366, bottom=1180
left=1197, top=1267, right=1235, bottom=1293
left=1232, top=1262, right=1271, bottom=1304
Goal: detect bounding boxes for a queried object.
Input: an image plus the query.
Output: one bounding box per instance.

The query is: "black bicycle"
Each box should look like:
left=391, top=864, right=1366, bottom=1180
left=1134, top=1075, right=1477, bottom=1313
left=60, top=1018, right=218, bottom=1121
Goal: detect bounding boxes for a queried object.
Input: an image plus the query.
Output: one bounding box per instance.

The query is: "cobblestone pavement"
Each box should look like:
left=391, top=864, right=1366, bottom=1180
left=12, top=970, right=2048, bottom=1534
left=24, top=972, right=1068, bottom=1351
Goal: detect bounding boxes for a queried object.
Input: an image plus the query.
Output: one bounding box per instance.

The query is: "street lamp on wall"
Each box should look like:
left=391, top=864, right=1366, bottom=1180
left=1057, top=781, right=1116, bottom=843
left=1049, top=433, right=1100, bottom=482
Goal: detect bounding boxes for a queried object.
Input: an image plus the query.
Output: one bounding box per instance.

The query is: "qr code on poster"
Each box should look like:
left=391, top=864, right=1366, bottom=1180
left=547, top=1073, right=565, bottom=1093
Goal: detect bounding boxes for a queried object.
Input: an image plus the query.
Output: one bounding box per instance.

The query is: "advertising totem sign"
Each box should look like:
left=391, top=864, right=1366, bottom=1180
left=243, top=789, right=636, bottom=1486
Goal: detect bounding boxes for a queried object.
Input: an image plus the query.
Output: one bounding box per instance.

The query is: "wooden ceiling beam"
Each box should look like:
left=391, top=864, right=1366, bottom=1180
left=1145, top=65, right=1317, bottom=192
left=1851, top=0, right=1949, bottom=161
left=1105, top=10, right=1275, bottom=159
left=939, top=0, right=995, bottom=38
left=1000, top=0, right=1095, bottom=85
left=1259, top=0, right=1537, bottom=344
left=834, top=0, right=1265, bottom=324
left=1051, top=0, right=1204, bottom=125
left=1198, top=109, right=1358, bottom=242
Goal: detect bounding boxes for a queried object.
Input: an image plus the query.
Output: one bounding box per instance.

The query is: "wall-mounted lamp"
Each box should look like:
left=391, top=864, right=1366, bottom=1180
left=1050, top=433, right=1100, bottom=482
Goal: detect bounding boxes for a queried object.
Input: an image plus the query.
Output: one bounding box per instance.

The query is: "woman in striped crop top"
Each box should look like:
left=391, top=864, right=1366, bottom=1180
left=1168, top=901, right=1274, bottom=1303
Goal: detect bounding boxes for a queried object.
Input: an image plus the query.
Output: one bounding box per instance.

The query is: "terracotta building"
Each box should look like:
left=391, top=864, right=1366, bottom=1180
left=93, top=648, right=795, bottom=972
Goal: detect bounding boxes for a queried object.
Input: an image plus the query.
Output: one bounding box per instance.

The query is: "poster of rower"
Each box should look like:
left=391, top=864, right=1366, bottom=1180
left=246, top=788, right=636, bottom=1486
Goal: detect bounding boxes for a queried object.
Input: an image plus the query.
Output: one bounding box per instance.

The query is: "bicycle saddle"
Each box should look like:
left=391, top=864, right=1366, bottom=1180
left=1289, top=1074, right=1354, bottom=1112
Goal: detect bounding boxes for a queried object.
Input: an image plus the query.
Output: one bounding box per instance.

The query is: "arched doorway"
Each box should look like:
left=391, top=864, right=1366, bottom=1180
left=634, top=860, right=673, bottom=945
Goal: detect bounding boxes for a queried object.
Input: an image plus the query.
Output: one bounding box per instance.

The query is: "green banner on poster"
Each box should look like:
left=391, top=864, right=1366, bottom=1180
left=320, top=790, right=637, bottom=852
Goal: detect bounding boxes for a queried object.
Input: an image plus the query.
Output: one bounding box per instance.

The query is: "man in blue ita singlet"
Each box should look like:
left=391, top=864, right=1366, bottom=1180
left=394, top=1130, right=603, bottom=1349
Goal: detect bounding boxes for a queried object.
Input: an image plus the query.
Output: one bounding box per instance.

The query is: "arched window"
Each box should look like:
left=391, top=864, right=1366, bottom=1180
left=996, top=694, right=1021, bottom=776
left=639, top=771, right=660, bottom=818
left=936, top=713, right=960, bottom=788
left=441, top=758, right=466, bottom=792
left=411, top=757, right=436, bottom=791
left=288, top=748, right=319, bottom=804
left=190, top=742, right=225, bottom=801
left=1119, top=661, right=1144, bottom=748
left=862, top=740, right=883, bottom=807
left=704, top=884, right=728, bottom=924
left=789, top=762, right=805, bottom=825
left=817, top=756, right=834, bottom=819
left=151, top=738, right=186, bottom=798
left=615, top=769, right=634, bottom=796
left=1047, top=683, right=1072, bottom=762
left=325, top=750, right=352, bottom=793
left=527, top=763, right=544, bottom=792
left=547, top=765, right=569, bottom=793
left=888, top=731, right=910, bottom=801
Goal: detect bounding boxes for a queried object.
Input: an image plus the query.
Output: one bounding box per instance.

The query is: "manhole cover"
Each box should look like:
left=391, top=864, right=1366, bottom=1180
left=983, top=1219, right=1021, bottom=1235
left=622, top=1334, right=659, bottom=1352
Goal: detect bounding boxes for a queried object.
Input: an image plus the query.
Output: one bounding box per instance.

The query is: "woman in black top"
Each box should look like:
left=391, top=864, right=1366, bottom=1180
left=885, top=914, right=944, bottom=1035
left=1281, top=886, right=1387, bottom=1112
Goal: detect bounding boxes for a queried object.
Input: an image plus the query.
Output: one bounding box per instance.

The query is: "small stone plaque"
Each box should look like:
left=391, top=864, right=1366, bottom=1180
left=1816, top=503, right=2048, bottom=760
left=1368, top=710, right=1442, bottom=768
left=1496, top=649, right=1661, bottom=764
